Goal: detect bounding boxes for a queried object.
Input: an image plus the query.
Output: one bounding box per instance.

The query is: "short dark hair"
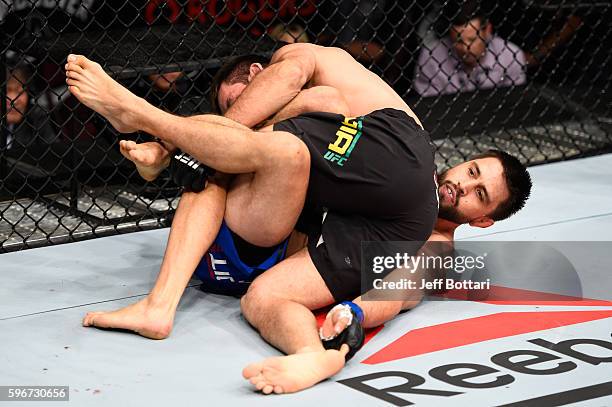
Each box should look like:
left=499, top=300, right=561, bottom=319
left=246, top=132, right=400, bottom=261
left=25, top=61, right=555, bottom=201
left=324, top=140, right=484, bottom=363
left=209, top=54, right=270, bottom=113
left=471, top=149, right=532, bottom=221
left=444, top=0, right=491, bottom=28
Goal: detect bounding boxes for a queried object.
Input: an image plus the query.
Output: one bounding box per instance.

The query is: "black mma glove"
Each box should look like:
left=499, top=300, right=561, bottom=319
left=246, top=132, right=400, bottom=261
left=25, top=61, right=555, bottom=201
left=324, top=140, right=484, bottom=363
left=320, top=301, right=365, bottom=361
left=169, top=150, right=216, bottom=192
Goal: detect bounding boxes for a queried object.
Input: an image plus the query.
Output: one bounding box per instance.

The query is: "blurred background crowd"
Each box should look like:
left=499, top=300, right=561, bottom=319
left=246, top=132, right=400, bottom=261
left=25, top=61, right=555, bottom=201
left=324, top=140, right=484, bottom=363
left=3, top=0, right=608, bottom=148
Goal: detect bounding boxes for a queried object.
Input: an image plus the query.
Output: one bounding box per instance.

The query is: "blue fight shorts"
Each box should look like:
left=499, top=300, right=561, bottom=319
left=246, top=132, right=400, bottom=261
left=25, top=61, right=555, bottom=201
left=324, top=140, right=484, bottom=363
left=194, top=221, right=288, bottom=296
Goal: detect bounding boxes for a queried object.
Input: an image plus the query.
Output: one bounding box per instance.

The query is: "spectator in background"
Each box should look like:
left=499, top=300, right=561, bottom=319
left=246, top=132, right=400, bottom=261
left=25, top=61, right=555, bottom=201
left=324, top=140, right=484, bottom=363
left=2, top=64, right=55, bottom=150
left=525, top=14, right=583, bottom=68
left=414, top=0, right=526, bottom=97
left=269, top=23, right=310, bottom=44
left=148, top=72, right=184, bottom=93
left=127, top=70, right=189, bottom=114
left=316, top=0, right=386, bottom=64
left=490, top=3, right=587, bottom=77
left=309, top=0, right=436, bottom=97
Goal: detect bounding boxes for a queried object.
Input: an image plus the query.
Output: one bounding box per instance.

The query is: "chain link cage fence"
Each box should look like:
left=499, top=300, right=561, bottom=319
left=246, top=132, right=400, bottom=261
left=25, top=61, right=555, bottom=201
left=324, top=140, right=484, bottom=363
left=1, top=0, right=611, bottom=252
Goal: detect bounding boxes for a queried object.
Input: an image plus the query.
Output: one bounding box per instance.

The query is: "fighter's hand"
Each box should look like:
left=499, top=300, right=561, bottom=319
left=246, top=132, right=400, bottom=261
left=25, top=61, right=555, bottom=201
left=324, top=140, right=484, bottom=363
left=319, top=302, right=366, bottom=361
left=119, top=140, right=171, bottom=181
left=320, top=305, right=352, bottom=341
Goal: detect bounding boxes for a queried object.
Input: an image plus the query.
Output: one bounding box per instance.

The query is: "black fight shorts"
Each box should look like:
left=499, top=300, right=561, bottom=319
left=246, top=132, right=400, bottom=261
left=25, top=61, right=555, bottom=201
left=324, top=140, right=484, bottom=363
left=275, top=108, right=439, bottom=300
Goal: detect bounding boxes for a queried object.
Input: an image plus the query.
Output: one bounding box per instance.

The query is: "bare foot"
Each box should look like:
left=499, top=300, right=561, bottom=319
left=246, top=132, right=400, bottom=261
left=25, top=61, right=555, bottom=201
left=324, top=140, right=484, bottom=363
left=119, top=140, right=171, bottom=181
left=242, top=347, right=348, bottom=394
left=82, top=297, right=174, bottom=340
left=65, top=54, right=140, bottom=133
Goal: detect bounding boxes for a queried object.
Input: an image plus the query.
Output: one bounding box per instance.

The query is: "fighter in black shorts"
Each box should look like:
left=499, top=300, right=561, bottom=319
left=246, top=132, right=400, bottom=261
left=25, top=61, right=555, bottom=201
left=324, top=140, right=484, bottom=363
left=65, top=43, right=530, bottom=394
left=275, top=109, right=438, bottom=300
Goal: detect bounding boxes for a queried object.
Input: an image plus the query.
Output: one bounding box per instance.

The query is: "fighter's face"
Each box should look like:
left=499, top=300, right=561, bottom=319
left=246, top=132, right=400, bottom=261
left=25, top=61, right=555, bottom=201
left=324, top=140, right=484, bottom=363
left=437, top=157, right=509, bottom=226
left=216, top=62, right=265, bottom=114
left=217, top=81, right=248, bottom=114
left=450, top=19, right=491, bottom=68
left=6, top=77, right=29, bottom=125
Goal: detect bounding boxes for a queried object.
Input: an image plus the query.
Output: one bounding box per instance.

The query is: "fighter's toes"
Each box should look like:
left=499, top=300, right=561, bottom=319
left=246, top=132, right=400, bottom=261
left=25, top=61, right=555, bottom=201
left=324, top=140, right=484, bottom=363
left=66, top=79, right=83, bottom=90
left=65, top=70, right=83, bottom=80
left=254, top=380, right=267, bottom=391
left=243, top=362, right=264, bottom=379
left=68, top=85, right=81, bottom=97
left=65, top=62, right=85, bottom=74
left=249, top=374, right=263, bottom=386
left=120, top=140, right=137, bottom=150
left=67, top=54, right=96, bottom=70
left=82, top=311, right=100, bottom=326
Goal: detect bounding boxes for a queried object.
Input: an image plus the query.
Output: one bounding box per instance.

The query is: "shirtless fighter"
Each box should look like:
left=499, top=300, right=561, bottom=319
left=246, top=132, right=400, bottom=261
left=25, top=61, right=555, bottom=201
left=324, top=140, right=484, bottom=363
left=65, top=44, right=531, bottom=394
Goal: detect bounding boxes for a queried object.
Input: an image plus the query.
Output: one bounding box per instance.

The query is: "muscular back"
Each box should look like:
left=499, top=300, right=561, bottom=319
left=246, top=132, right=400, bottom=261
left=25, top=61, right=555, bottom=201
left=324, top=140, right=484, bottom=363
left=277, top=44, right=423, bottom=128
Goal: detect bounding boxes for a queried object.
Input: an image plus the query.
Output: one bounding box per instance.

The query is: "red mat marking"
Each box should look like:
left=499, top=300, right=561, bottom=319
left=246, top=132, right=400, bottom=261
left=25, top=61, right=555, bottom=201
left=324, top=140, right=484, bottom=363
left=362, top=310, right=612, bottom=365
left=437, top=285, right=612, bottom=306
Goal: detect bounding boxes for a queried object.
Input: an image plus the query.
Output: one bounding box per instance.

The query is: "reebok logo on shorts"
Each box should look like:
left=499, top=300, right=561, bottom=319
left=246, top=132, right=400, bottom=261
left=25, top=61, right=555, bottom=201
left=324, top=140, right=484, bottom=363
left=323, top=117, right=364, bottom=166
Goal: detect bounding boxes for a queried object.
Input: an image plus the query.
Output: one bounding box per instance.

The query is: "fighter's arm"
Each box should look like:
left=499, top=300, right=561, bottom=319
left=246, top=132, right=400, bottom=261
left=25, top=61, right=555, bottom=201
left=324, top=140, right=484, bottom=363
left=224, top=43, right=317, bottom=128
left=325, top=281, right=423, bottom=333
left=319, top=269, right=423, bottom=337
left=322, top=233, right=452, bottom=334
left=260, top=86, right=350, bottom=128
left=355, top=296, right=417, bottom=328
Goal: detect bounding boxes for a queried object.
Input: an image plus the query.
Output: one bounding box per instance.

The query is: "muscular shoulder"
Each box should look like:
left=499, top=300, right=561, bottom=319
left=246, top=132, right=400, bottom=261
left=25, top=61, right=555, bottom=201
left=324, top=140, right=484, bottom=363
left=273, top=43, right=347, bottom=60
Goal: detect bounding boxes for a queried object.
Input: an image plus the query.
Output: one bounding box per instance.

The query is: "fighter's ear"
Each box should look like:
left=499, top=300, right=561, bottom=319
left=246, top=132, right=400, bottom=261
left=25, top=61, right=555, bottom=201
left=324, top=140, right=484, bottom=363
left=248, top=63, right=264, bottom=82
left=469, top=216, right=494, bottom=229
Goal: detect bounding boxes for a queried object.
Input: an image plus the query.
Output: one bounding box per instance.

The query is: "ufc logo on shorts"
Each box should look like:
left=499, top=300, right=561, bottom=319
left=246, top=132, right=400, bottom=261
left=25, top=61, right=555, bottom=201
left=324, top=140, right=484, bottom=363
left=323, top=151, right=347, bottom=166
left=324, top=117, right=363, bottom=167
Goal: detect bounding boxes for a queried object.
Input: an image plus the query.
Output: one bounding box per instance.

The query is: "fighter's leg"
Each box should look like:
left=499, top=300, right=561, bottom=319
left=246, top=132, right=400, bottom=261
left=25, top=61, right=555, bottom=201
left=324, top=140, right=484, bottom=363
left=240, top=248, right=348, bottom=394
left=65, top=55, right=140, bottom=133
left=241, top=248, right=333, bottom=352
left=151, top=105, right=311, bottom=247
left=118, top=114, right=253, bottom=182
left=67, top=55, right=306, bottom=176
left=185, top=93, right=346, bottom=247
left=66, top=54, right=296, bottom=172
left=115, top=85, right=343, bottom=183
left=66, top=55, right=310, bottom=245
left=171, top=88, right=346, bottom=245
left=83, top=175, right=228, bottom=338
left=221, top=87, right=349, bottom=246
left=223, top=147, right=308, bottom=248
